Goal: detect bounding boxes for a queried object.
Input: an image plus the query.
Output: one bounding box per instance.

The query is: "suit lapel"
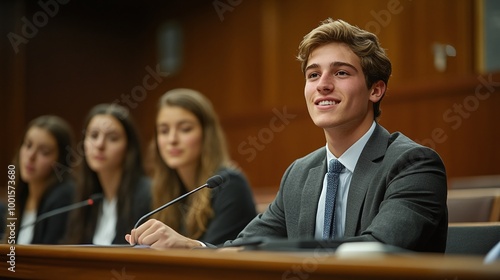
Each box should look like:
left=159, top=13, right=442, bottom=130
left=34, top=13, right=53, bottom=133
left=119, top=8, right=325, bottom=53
left=344, top=124, right=389, bottom=236
left=298, top=155, right=326, bottom=237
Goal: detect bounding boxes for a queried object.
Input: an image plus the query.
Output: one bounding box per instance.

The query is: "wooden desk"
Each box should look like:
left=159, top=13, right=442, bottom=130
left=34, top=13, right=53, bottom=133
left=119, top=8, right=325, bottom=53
left=1, top=244, right=499, bottom=280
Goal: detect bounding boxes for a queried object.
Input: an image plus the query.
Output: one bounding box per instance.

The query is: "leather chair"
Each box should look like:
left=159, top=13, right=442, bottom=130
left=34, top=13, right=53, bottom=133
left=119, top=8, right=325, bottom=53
left=447, top=188, right=500, bottom=222
left=446, top=222, right=500, bottom=255
left=448, top=195, right=500, bottom=223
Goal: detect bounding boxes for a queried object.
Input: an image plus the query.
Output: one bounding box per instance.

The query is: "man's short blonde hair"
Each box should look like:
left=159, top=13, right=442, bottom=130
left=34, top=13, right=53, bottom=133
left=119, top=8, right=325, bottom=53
left=297, top=18, right=392, bottom=119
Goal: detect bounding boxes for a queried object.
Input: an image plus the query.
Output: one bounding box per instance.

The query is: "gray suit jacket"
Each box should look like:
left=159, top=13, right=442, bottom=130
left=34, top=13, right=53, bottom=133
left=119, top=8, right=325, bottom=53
left=228, top=124, right=448, bottom=252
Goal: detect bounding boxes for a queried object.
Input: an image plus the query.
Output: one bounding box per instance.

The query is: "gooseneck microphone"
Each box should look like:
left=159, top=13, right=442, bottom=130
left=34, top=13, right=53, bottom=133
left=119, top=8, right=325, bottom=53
left=20, top=193, right=104, bottom=229
left=132, top=175, right=225, bottom=230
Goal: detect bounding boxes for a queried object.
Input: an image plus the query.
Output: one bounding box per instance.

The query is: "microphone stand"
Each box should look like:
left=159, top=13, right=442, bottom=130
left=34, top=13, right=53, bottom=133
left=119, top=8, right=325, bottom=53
left=132, top=183, right=208, bottom=230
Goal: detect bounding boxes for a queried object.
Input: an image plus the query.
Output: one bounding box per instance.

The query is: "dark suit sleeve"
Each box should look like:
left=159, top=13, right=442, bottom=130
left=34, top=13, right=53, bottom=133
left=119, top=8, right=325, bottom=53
left=223, top=162, right=296, bottom=247
left=346, top=145, right=448, bottom=252
left=33, top=181, right=76, bottom=244
left=199, top=170, right=257, bottom=246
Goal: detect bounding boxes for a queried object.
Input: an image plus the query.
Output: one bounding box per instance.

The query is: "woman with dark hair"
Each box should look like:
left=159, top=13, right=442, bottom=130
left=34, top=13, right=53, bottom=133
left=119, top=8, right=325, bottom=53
left=10, top=115, right=75, bottom=244
left=65, top=104, right=151, bottom=245
left=126, top=88, right=256, bottom=246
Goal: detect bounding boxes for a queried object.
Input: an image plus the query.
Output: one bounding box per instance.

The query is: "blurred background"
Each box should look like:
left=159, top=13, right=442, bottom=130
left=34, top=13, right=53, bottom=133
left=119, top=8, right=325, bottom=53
left=1, top=0, right=499, bottom=195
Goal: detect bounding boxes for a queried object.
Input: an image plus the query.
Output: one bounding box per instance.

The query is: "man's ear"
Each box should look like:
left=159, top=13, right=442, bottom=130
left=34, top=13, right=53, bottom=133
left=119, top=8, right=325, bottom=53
left=369, top=80, right=386, bottom=103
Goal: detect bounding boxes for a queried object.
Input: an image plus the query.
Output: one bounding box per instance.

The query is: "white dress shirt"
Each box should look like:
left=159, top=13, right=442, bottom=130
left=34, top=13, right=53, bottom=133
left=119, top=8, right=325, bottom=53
left=18, top=210, right=36, bottom=244
left=315, top=121, right=376, bottom=239
left=93, top=197, right=117, bottom=245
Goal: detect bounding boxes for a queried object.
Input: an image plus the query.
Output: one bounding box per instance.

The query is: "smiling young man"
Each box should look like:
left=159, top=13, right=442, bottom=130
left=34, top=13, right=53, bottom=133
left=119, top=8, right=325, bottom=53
left=127, top=18, right=448, bottom=253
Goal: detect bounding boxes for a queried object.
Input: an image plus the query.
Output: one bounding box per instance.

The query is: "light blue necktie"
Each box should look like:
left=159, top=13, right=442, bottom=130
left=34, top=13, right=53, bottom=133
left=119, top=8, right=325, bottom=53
left=323, top=159, right=344, bottom=239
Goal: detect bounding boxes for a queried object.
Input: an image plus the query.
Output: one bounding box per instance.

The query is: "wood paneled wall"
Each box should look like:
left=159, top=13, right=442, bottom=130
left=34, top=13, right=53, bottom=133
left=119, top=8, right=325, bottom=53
left=1, top=0, right=498, bottom=193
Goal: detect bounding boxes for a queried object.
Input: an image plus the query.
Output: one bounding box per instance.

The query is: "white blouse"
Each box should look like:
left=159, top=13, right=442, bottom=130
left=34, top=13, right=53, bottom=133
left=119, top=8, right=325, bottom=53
left=92, top=198, right=117, bottom=245
left=18, top=210, right=37, bottom=244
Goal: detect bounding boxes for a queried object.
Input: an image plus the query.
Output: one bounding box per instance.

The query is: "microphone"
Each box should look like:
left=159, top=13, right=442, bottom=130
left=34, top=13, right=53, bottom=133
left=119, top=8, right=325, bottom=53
left=132, top=175, right=225, bottom=230
left=20, top=193, right=104, bottom=229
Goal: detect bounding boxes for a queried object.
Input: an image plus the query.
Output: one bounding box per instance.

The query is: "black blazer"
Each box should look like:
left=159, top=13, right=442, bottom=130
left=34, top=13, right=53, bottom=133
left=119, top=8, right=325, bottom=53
left=112, top=176, right=152, bottom=244
left=32, top=180, right=76, bottom=244
left=198, top=168, right=257, bottom=246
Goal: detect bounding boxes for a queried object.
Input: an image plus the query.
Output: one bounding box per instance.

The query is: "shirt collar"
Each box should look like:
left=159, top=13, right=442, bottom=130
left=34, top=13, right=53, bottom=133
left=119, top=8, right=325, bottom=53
left=326, top=121, right=376, bottom=173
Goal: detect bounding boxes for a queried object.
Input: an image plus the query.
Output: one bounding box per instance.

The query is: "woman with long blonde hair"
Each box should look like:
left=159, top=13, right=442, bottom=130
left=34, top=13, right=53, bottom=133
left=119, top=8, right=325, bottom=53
left=150, top=88, right=256, bottom=245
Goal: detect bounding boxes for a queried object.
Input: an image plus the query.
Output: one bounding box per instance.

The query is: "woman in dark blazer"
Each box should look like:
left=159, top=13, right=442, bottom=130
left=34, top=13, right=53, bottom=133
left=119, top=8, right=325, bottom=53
left=9, top=115, right=76, bottom=244
left=127, top=89, right=256, bottom=246
left=64, top=104, right=151, bottom=245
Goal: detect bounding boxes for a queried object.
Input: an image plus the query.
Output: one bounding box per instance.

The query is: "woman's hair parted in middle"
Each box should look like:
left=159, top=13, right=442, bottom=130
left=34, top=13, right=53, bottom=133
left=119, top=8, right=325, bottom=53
left=152, top=88, right=231, bottom=239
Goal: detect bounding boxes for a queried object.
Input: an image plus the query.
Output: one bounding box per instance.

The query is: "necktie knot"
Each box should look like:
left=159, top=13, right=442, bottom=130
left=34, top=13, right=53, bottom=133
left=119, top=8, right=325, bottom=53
left=328, top=159, right=344, bottom=174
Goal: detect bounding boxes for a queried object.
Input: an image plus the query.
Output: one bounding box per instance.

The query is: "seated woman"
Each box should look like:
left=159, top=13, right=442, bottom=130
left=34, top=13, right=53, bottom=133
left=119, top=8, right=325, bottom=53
left=11, top=115, right=76, bottom=244
left=130, top=88, right=257, bottom=246
left=64, top=104, right=151, bottom=245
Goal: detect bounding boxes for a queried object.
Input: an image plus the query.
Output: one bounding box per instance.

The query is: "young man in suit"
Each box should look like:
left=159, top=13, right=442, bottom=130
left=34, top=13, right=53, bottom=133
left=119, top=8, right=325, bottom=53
left=126, top=18, right=448, bottom=252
